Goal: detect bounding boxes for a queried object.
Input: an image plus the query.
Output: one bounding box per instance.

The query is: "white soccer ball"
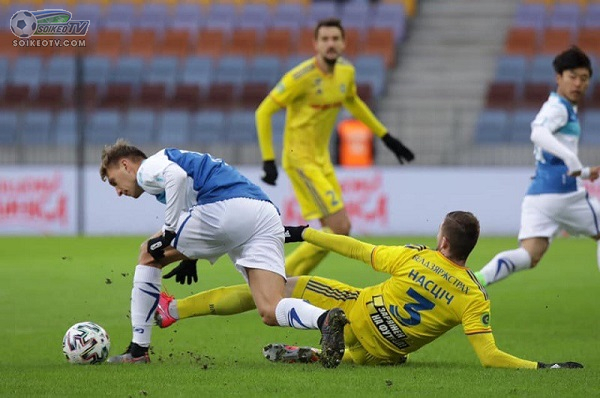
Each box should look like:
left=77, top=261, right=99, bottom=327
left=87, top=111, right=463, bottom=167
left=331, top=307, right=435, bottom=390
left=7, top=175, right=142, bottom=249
left=62, top=321, right=111, bottom=364
left=10, top=11, right=38, bottom=39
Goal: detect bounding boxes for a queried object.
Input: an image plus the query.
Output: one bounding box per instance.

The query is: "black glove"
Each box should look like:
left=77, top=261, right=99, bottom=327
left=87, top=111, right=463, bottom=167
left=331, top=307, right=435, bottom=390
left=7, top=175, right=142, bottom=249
left=538, top=361, right=584, bottom=369
left=261, top=160, right=278, bottom=185
left=163, top=259, right=198, bottom=285
left=382, top=133, right=415, bottom=164
left=147, top=230, right=176, bottom=261
left=284, top=225, right=309, bottom=243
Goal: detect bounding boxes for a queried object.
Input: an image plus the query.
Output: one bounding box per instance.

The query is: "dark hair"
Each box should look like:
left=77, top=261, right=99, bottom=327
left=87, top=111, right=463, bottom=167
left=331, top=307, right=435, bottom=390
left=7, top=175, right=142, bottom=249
left=100, top=138, right=147, bottom=181
left=314, top=18, right=345, bottom=40
left=440, top=211, right=480, bottom=262
left=553, top=46, right=593, bottom=77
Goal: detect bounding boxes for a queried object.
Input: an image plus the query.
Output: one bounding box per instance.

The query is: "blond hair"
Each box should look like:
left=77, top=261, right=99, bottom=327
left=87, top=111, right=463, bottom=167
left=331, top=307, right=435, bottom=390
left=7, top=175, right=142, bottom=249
left=99, top=138, right=147, bottom=181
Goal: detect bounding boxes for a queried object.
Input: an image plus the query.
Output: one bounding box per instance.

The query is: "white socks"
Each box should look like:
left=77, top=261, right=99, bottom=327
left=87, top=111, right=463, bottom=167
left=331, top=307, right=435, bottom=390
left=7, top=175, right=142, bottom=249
left=274, top=298, right=325, bottom=329
left=131, top=265, right=162, bottom=347
left=478, top=247, right=532, bottom=285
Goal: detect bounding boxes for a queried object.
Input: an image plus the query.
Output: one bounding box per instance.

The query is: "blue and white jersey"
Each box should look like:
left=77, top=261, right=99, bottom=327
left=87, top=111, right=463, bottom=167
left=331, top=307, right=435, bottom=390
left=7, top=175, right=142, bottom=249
left=137, top=148, right=272, bottom=231
left=527, top=92, right=582, bottom=195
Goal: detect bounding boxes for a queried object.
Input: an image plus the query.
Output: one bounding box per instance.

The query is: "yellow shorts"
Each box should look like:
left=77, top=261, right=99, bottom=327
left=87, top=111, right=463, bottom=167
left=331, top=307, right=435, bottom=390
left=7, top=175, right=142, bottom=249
left=293, top=276, right=406, bottom=366
left=284, top=162, right=344, bottom=221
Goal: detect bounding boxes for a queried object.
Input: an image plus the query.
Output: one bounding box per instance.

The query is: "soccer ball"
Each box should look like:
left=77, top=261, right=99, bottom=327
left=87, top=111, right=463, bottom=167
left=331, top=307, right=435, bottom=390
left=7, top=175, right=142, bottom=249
left=10, top=11, right=38, bottom=39
left=62, top=321, right=111, bottom=364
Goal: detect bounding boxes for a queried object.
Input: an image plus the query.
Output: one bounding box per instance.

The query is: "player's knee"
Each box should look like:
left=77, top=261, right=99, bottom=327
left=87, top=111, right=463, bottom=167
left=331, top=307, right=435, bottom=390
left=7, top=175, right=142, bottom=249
left=330, top=219, right=351, bottom=236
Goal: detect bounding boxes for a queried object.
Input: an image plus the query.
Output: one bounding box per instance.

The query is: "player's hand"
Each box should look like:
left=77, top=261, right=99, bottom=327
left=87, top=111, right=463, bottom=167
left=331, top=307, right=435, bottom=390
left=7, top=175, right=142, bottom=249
left=538, top=361, right=583, bottom=369
left=382, top=133, right=415, bottom=164
left=284, top=225, right=309, bottom=243
left=262, top=160, right=278, bottom=185
left=163, top=260, right=198, bottom=285
left=147, top=230, right=176, bottom=261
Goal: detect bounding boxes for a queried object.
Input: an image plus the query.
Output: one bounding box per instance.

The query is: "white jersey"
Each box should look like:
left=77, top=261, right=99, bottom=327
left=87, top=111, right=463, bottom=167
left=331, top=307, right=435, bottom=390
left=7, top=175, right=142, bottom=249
left=528, top=92, right=582, bottom=195
left=137, top=148, right=271, bottom=233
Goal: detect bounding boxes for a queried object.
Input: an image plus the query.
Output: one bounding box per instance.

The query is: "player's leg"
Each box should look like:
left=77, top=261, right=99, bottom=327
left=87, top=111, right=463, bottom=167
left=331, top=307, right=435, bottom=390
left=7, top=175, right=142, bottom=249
left=108, top=236, right=187, bottom=363
left=476, top=195, right=557, bottom=286
left=284, top=164, right=348, bottom=276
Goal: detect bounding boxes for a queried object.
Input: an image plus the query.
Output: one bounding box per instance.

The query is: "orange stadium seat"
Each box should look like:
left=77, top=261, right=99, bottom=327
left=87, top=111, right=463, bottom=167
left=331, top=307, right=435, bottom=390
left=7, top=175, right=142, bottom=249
left=362, top=28, right=396, bottom=67
left=0, top=32, right=21, bottom=58
left=196, top=29, right=229, bottom=59
left=160, top=29, right=193, bottom=58
left=94, top=29, right=126, bottom=59
left=228, top=28, right=261, bottom=58
left=539, top=28, right=574, bottom=54
left=296, top=27, right=315, bottom=57
left=342, top=28, right=362, bottom=60
left=576, top=28, right=600, bottom=57
left=128, top=29, right=159, bottom=59
left=505, top=27, right=538, bottom=56
left=261, top=28, right=295, bottom=58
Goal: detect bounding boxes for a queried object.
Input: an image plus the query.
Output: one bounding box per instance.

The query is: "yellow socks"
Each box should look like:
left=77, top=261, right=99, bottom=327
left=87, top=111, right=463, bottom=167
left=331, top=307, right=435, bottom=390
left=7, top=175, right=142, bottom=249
left=177, top=284, right=255, bottom=319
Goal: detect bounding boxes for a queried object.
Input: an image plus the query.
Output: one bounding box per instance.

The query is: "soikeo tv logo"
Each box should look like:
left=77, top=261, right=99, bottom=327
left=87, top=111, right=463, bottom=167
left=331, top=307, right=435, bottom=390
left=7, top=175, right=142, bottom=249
left=10, top=9, right=89, bottom=39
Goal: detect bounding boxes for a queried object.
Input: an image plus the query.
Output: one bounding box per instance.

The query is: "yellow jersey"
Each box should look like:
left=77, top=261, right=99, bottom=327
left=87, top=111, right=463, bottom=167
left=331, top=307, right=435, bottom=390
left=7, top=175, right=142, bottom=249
left=257, top=57, right=387, bottom=168
left=351, top=244, right=491, bottom=360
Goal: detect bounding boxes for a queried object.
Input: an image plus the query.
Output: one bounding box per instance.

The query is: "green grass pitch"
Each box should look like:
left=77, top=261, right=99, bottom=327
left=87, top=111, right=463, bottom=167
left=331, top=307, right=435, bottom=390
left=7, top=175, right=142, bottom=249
left=2, top=235, right=600, bottom=397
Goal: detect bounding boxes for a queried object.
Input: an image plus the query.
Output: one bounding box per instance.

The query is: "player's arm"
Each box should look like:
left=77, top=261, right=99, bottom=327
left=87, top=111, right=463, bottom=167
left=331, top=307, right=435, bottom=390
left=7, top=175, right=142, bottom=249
left=467, top=333, right=538, bottom=369
left=343, top=72, right=414, bottom=164
left=255, top=96, right=281, bottom=164
left=302, top=227, right=375, bottom=264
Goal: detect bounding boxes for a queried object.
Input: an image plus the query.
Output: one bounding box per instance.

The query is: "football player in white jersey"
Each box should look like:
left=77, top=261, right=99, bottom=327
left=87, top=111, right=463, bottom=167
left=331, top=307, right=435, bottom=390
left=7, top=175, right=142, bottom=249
left=476, top=46, right=600, bottom=287
left=99, top=139, right=348, bottom=367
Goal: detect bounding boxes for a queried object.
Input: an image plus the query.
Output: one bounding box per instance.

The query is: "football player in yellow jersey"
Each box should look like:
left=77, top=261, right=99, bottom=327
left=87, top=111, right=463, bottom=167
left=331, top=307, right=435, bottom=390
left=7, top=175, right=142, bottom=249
left=255, top=18, right=415, bottom=277
left=155, top=211, right=582, bottom=369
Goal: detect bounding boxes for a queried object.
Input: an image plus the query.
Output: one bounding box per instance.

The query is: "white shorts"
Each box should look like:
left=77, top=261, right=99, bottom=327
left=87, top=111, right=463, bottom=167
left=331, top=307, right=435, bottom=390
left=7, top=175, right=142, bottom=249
left=172, top=198, right=286, bottom=282
left=518, top=190, right=600, bottom=241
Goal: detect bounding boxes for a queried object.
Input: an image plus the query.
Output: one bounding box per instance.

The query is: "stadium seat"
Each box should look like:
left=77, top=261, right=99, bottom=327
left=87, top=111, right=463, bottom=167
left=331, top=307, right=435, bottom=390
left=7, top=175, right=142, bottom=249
left=305, top=2, right=338, bottom=27
left=474, top=109, right=510, bottom=143
left=100, top=84, right=135, bottom=109
left=170, top=84, right=204, bottom=110
left=86, top=110, right=121, bottom=145
left=582, top=4, right=600, bottom=28
left=521, top=82, right=553, bottom=108
left=1, top=84, right=31, bottom=108
left=160, top=29, right=193, bottom=58
left=270, top=3, right=305, bottom=34
left=128, top=29, right=159, bottom=59
left=137, top=3, right=169, bottom=32
left=547, top=4, right=581, bottom=32
left=45, top=56, right=76, bottom=86
left=508, top=110, right=537, bottom=143
left=214, top=56, right=248, bottom=88
left=494, top=55, right=528, bottom=85
left=156, top=110, right=190, bottom=145
left=0, top=111, right=19, bottom=145
left=261, top=28, right=295, bottom=58
left=111, top=56, right=145, bottom=86
left=0, top=57, right=9, bottom=89
left=21, top=110, right=53, bottom=145
left=513, top=3, right=547, bottom=31
left=248, top=56, right=282, bottom=86
left=181, top=56, right=213, bottom=88
left=526, top=54, right=556, bottom=84
left=195, top=29, right=229, bottom=59
left=576, top=28, right=600, bottom=57
left=227, top=110, right=258, bottom=142
left=144, top=56, right=179, bottom=90
left=104, top=3, right=136, bottom=30
left=539, top=28, right=574, bottom=55
left=83, top=56, right=111, bottom=87
left=33, top=83, right=69, bottom=109
left=504, top=27, right=538, bottom=56
left=585, top=82, right=600, bottom=109
left=342, top=28, right=363, bottom=60
left=55, top=109, right=77, bottom=146
left=362, top=28, right=396, bottom=68
left=354, top=55, right=386, bottom=98
left=171, top=3, right=204, bottom=32
left=237, top=4, right=271, bottom=33
left=372, top=3, right=407, bottom=42
left=284, top=55, right=308, bottom=71
left=340, top=2, right=370, bottom=32
left=10, top=56, right=42, bottom=87
left=73, top=3, right=102, bottom=26
left=296, top=27, right=315, bottom=57
left=581, top=110, right=600, bottom=144
left=0, top=31, right=20, bottom=58
left=123, top=109, right=156, bottom=144
left=190, top=110, right=227, bottom=143
left=204, top=83, right=236, bottom=110
left=228, top=28, right=261, bottom=58
left=239, top=82, right=270, bottom=109
left=93, top=29, right=126, bottom=59
left=137, top=84, right=168, bottom=109
left=485, top=82, right=518, bottom=110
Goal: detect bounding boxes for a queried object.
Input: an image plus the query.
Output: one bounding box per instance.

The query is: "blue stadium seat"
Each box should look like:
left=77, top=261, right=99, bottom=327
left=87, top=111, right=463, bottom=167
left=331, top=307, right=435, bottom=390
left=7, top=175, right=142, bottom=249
left=103, top=3, right=135, bottom=30
left=180, top=56, right=213, bottom=87
left=10, top=56, right=42, bottom=87
left=73, top=4, right=102, bottom=26
left=137, top=3, right=169, bottom=31
left=215, top=56, right=248, bottom=88
left=547, top=4, right=580, bottom=31
left=83, top=56, right=111, bottom=85
left=55, top=109, right=77, bottom=146
left=226, top=110, right=257, bottom=142
left=111, top=57, right=145, bottom=86
left=354, top=55, right=386, bottom=97
left=513, top=4, right=547, bottom=31
left=494, top=55, right=528, bottom=85
left=581, top=111, right=600, bottom=144
left=238, top=4, right=270, bottom=32
left=0, top=111, right=19, bottom=145
left=372, top=3, right=407, bottom=42
left=284, top=55, right=307, bottom=72
left=340, top=2, right=371, bottom=31
left=144, top=56, right=179, bottom=90
left=86, top=110, right=121, bottom=145
left=0, top=57, right=9, bottom=89
left=583, top=4, right=600, bottom=28
left=21, top=110, right=53, bottom=145
left=508, top=110, right=537, bottom=143
left=526, top=55, right=555, bottom=84
left=45, top=56, right=76, bottom=86
left=123, top=109, right=156, bottom=144
left=474, top=109, right=510, bottom=143
left=269, top=4, right=303, bottom=33
left=207, top=3, right=237, bottom=27
left=190, top=110, right=226, bottom=143
left=156, top=110, right=190, bottom=145
left=306, top=2, right=338, bottom=27
left=248, top=56, right=281, bottom=86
